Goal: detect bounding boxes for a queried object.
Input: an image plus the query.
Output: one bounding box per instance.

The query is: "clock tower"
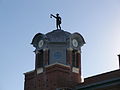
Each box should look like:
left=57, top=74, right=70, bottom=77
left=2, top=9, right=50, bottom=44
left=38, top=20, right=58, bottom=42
left=24, top=29, right=85, bottom=90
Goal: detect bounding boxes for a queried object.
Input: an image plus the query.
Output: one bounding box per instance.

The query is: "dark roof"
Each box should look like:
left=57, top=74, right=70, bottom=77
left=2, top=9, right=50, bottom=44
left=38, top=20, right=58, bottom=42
left=75, top=69, right=120, bottom=90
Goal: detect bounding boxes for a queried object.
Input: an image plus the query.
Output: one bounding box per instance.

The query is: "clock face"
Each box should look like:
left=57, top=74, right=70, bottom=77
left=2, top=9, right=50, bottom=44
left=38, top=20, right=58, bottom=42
left=38, top=40, right=44, bottom=48
left=72, top=39, right=78, bottom=47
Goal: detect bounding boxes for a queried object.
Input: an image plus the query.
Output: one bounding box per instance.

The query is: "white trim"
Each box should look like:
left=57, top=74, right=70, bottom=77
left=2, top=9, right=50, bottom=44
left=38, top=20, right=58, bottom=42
left=37, top=68, right=43, bottom=74
left=72, top=67, right=79, bottom=73
left=67, top=48, right=73, bottom=51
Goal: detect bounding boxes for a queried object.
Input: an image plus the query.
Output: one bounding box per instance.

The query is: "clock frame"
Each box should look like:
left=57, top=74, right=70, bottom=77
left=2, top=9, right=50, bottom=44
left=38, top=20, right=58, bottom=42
left=72, top=39, right=78, bottom=47
left=38, top=40, right=44, bottom=48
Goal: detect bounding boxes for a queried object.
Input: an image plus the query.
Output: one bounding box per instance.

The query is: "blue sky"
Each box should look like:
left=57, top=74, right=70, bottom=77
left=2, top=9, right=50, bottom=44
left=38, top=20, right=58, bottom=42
left=0, top=0, right=120, bottom=90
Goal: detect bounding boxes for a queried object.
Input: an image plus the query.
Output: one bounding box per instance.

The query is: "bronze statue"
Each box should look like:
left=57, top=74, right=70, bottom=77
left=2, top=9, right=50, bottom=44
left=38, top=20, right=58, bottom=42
left=50, top=14, right=61, bottom=30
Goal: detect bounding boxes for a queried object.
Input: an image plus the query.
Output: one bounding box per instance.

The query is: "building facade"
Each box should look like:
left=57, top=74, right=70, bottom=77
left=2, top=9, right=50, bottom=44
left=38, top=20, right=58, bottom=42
left=24, top=29, right=85, bottom=90
left=24, top=29, right=120, bottom=90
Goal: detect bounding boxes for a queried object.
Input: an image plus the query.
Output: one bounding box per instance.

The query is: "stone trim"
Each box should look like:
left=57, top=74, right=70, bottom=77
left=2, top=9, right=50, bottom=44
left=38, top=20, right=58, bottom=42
left=24, top=70, right=35, bottom=75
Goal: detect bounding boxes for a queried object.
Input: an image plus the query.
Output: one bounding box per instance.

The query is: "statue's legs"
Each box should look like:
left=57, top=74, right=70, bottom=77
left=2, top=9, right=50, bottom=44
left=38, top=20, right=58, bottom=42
left=56, top=22, right=61, bottom=29
left=56, top=22, right=58, bottom=29
left=58, top=24, right=61, bottom=30
left=56, top=25, right=58, bottom=29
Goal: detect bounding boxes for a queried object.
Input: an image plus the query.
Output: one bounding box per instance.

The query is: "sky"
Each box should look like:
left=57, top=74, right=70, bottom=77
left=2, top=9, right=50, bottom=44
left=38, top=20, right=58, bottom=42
left=0, top=0, right=120, bottom=90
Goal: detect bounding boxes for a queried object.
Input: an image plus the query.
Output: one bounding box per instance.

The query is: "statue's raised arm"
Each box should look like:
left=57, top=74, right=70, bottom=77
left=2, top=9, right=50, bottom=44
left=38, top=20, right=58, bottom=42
left=50, top=14, right=56, bottom=18
left=50, top=13, right=62, bottom=30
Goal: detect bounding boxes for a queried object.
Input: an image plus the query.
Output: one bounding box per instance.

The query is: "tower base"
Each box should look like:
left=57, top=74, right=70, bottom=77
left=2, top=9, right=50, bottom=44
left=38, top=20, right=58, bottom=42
left=24, top=63, right=82, bottom=90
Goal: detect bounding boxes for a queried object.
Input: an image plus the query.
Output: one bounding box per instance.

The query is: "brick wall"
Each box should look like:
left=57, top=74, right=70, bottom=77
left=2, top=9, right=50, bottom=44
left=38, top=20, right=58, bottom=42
left=24, top=64, right=82, bottom=90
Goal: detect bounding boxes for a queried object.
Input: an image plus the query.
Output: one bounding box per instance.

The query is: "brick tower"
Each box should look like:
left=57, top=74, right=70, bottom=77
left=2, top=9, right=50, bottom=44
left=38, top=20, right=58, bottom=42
left=24, top=29, right=85, bottom=90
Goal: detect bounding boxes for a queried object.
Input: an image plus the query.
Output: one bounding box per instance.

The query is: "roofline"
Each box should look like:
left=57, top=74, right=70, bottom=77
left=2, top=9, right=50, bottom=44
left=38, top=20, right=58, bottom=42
left=24, top=70, right=35, bottom=75
left=85, top=69, right=120, bottom=79
left=75, top=77, right=120, bottom=90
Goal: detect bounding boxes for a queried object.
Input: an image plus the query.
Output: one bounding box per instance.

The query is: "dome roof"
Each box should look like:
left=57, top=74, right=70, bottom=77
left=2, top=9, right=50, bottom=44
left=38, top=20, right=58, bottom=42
left=31, top=29, right=85, bottom=48
left=46, top=30, right=71, bottom=42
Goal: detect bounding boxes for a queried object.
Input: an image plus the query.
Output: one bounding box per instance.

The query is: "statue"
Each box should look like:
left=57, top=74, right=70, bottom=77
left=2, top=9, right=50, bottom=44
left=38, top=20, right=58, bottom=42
left=50, top=14, right=61, bottom=30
